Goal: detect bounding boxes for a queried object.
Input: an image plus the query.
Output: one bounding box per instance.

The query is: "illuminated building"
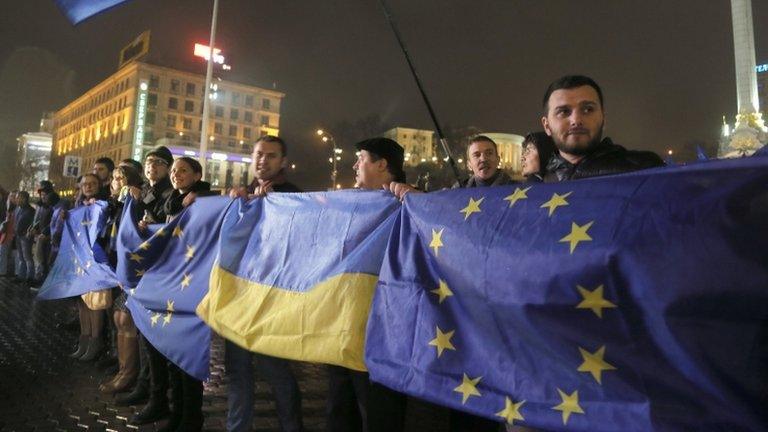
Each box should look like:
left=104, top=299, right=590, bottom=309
left=482, top=133, right=524, bottom=175
left=49, top=61, right=284, bottom=192
left=17, top=113, right=54, bottom=192
left=758, top=62, right=768, bottom=115
left=383, top=127, right=435, bottom=166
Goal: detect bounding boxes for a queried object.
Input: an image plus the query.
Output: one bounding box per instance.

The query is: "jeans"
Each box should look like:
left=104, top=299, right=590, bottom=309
left=15, top=236, right=34, bottom=280
left=224, top=340, right=303, bottom=432
left=0, top=242, right=12, bottom=275
left=33, top=236, right=50, bottom=281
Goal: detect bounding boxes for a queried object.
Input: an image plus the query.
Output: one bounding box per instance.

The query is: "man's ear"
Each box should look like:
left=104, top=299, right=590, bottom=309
left=377, top=158, right=388, bottom=173
left=280, top=157, right=288, bottom=169
left=542, top=116, right=552, bottom=136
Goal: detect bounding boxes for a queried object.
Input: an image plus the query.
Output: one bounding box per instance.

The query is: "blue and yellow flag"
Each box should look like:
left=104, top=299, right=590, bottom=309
left=38, top=201, right=119, bottom=300
left=365, top=158, right=768, bottom=430
left=117, top=196, right=232, bottom=380
left=54, top=0, right=131, bottom=24
left=198, top=190, right=400, bottom=371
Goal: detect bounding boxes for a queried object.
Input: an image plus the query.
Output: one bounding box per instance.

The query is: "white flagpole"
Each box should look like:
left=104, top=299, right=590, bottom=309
left=199, top=0, right=219, bottom=180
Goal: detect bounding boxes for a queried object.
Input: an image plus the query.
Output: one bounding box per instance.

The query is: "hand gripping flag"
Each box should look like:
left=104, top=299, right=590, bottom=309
left=198, top=190, right=400, bottom=371
left=117, top=196, right=232, bottom=380
left=365, top=158, right=768, bottom=431
left=54, top=0, right=131, bottom=25
left=38, top=201, right=119, bottom=300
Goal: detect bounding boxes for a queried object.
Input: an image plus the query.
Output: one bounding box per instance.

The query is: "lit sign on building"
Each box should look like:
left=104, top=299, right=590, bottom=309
left=132, top=80, right=149, bottom=161
left=757, top=64, right=768, bottom=73
left=193, top=43, right=225, bottom=64
left=119, top=31, right=151, bottom=69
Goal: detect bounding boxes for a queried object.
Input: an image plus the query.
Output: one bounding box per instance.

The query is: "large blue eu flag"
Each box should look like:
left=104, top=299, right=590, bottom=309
left=198, top=190, right=400, bottom=371
left=54, top=0, right=131, bottom=24
left=38, top=201, right=119, bottom=300
left=366, top=158, right=768, bottom=431
left=117, top=196, right=232, bottom=380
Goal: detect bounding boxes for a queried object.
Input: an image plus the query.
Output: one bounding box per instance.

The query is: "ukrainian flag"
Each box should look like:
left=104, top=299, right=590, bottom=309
left=198, top=190, right=400, bottom=371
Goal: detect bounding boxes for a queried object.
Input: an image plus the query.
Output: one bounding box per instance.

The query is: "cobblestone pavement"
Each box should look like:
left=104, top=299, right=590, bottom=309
left=0, top=277, right=451, bottom=432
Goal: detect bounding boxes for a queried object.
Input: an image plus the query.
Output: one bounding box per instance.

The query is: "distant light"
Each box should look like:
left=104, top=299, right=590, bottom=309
left=420, top=158, right=426, bottom=163
left=139, top=82, right=148, bottom=91
left=322, top=136, right=329, bottom=142
left=443, top=157, right=449, bottom=162
left=316, top=129, right=324, bottom=136
left=457, top=158, right=464, bottom=163
left=757, top=64, right=768, bottom=73
left=183, top=150, right=196, bottom=156
left=334, top=148, right=343, bottom=154
left=211, top=152, right=228, bottom=161
left=178, top=132, right=184, bottom=136
left=431, top=156, right=438, bottom=162
left=239, top=140, right=244, bottom=145
left=242, top=157, right=252, bottom=163
left=335, top=184, right=341, bottom=189
left=335, top=156, right=341, bottom=161
left=290, top=164, right=296, bottom=169
left=667, top=150, right=673, bottom=156
left=194, top=43, right=225, bottom=64
left=328, top=158, right=333, bottom=163
left=209, top=135, right=215, bottom=141
left=222, top=64, right=231, bottom=71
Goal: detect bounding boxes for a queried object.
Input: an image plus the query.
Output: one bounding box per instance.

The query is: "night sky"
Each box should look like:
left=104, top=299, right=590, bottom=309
left=1, top=0, right=766, bottom=189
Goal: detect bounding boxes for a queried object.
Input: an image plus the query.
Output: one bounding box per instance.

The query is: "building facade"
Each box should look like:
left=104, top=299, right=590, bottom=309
left=483, top=132, right=524, bottom=175
left=758, top=62, right=768, bottom=115
left=49, top=61, right=284, bottom=192
left=17, top=130, right=53, bottom=192
left=383, top=127, right=435, bottom=166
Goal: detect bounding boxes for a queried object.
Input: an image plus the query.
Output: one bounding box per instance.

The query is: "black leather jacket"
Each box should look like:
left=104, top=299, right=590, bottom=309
left=544, top=138, right=664, bottom=182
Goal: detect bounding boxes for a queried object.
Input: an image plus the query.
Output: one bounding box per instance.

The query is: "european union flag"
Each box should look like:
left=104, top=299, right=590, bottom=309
left=366, top=158, right=768, bottom=431
left=54, top=0, right=131, bottom=25
left=38, top=201, right=119, bottom=300
left=118, top=196, right=232, bottom=380
left=198, top=190, right=400, bottom=371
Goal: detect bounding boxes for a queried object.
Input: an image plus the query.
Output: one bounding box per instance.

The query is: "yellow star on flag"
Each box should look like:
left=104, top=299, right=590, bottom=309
left=552, top=388, right=584, bottom=425
left=181, top=273, right=192, bottom=290
left=428, top=326, right=456, bottom=358
left=185, top=244, right=196, bottom=261
left=577, top=345, right=616, bottom=384
left=129, top=253, right=143, bottom=263
left=155, top=227, right=166, bottom=237
left=150, top=312, right=161, bottom=327
left=76, top=231, right=81, bottom=237
left=135, top=269, right=146, bottom=277
left=85, top=261, right=92, bottom=269
left=504, top=187, right=531, bottom=208
left=162, top=312, right=172, bottom=327
left=496, top=397, right=525, bottom=425
left=576, top=285, right=616, bottom=318
left=453, top=374, right=482, bottom=404
left=430, top=279, right=453, bottom=304
left=429, top=228, right=444, bottom=256
left=75, top=266, right=84, bottom=276
left=172, top=226, right=184, bottom=238
left=559, top=221, right=594, bottom=254
left=540, top=192, right=572, bottom=216
left=139, top=241, right=151, bottom=251
left=166, top=299, right=175, bottom=312
left=460, top=197, right=484, bottom=221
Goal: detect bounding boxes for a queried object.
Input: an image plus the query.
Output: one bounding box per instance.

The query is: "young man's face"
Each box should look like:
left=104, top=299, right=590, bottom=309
left=353, top=150, right=390, bottom=190
left=467, top=140, right=500, bottom=181
left=93, top=163, right=111, bottom=183
left=144, top=156, right=169, bottom=183
left=251, top=140, right=286, bottom=181
left=542, top=85, right=605, bottom=156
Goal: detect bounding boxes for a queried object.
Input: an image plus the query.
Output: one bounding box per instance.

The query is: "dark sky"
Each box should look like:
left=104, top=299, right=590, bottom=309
left=1, top=0, right=766, bottom=188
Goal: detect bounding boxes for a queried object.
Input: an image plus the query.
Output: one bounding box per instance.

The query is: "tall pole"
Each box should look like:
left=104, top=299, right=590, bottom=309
left=199, top=0, right=220, bottom=180
left=376, top=0, right=462, bottom=183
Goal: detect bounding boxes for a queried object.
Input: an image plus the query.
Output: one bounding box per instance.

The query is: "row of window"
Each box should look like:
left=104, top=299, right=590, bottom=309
left=145, top=93, right=272, bottom=126
left=56, top=77, right=132, bottom=128
left=148, top=74, right=275, bottom=110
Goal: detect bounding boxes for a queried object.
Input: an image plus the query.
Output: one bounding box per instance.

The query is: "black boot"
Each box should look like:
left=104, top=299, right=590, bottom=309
left=69, top=335, right=89, bottom=359
left=128, top=338, right=169, bottom=425
left=176, top=372, right=203, bottom=432
left=129, top=394, right=170, bottom=425
left=115, top=379, right=149, bottom=406
left=157, top=365, right=184, bottom=432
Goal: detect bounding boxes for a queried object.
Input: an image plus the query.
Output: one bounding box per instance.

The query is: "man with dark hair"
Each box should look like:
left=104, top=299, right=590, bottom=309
left=325, top=137, right=408, bottom=432
left=225, top=134, right=305, bottom=432
left=94, top=157, right=115, bottom=196
left=541, top=74, right=663, bottom=182
left=29, top=181, right=62, bottom=288
left=0, top=191, right=17, bottom=278
left=453, top=135, right=512, bottom=188
left=13, top=191, right=35, bottom=286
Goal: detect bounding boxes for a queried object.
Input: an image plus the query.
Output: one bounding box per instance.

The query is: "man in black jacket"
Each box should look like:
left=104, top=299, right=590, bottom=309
left=225, top=135, right=304, bottom=432
left=540, top=75, right=664, bottom=182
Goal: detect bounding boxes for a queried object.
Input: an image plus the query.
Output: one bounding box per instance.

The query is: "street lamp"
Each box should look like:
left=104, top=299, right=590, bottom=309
left=317, top=129, right=339, bottom=190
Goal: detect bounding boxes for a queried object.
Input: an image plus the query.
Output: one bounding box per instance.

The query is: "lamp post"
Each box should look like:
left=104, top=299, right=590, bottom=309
left=317, top=129, right=341, bottom=190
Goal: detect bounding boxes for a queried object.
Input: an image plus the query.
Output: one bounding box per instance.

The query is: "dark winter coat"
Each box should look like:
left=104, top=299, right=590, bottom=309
left=544, top=138, right=664, bottom=182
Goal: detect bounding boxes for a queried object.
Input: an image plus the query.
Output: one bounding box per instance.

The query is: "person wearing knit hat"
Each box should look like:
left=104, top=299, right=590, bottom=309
left=521, top=131, right=556, bottom=182
left=144, top=145, right=174, bottom=168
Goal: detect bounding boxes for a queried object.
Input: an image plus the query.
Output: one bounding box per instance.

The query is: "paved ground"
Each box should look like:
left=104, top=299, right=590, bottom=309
left=0, top=277, right=452, bottom=432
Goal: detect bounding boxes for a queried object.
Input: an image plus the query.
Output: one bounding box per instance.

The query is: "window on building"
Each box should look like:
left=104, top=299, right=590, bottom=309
left=143, top=131, right=154, bottom=142
left=245, top=95, right=254, bottom=107
left=170, top=79, right=180, bottom=93
left=184, top=100, right=194, bottom=112
left=214, top=122, right=223, bottom=134
left=228, top=140, right=236, bottom=147
left=215, top=106, right=224, bottom=117
left=149, top=75, right=160, bottom=89
left=260, top=115, right=270, bottom=126
left=183, top=117, right=192, bottom=130
left=165, top=132, right=175, bottom=139
left=262, top=98, right=271, bottom=110
left=148, top=93, right=158, bottom=107
left=166, top=114, right=176, bottom=128
left=231, top=93, right=241, bottom=105
left=230, top=109, right=239, bottom=121
left=168, top=97, right=178, bottom=110
left=243, top=127, right=252, bottom=139
left=186, top=82, right=196, bottom=96
left=244, top=111, right=253, bottom=123
left=229, top=125, right=237, bottom=137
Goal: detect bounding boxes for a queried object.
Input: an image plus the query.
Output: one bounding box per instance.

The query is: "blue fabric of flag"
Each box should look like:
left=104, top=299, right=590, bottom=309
left=198, top=190, right=400, bottom=371
left=365, top=158, right=768, bottom=431
left=117, top=196, right=232, bottom=381
left=38, top=201, right=119, bottom=300
left=696, top=145, right=709, bottom=161
left=54, top=0, right=131, bottom=25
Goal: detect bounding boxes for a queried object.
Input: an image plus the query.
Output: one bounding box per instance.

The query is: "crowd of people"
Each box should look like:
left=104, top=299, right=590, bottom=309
left=1, top=75, right=664, bottom=432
